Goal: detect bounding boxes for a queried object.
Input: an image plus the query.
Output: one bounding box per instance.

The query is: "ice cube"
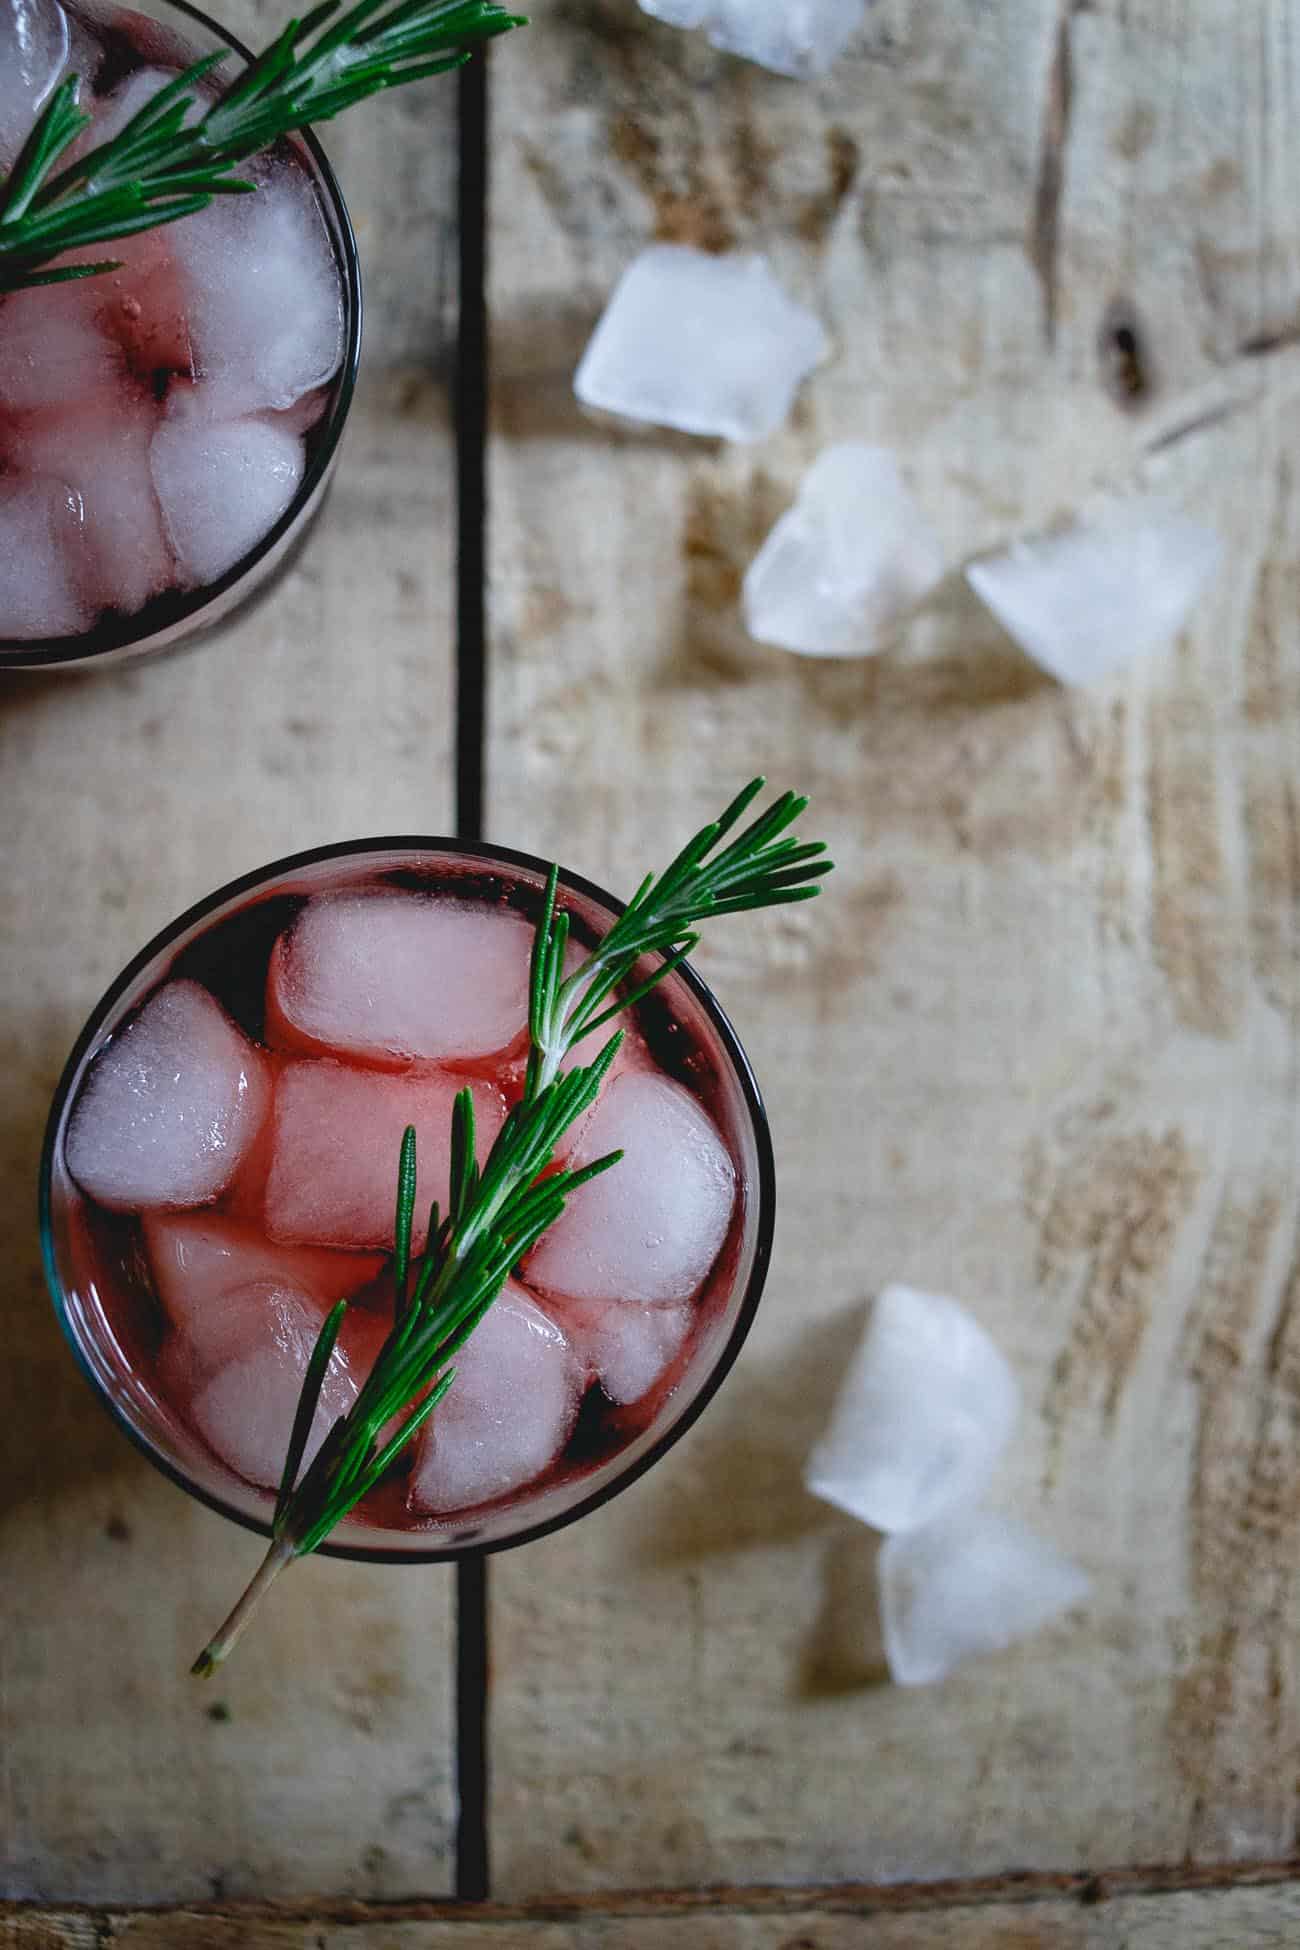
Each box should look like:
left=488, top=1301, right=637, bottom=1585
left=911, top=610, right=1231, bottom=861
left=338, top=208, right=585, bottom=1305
left=151, top=413, right=304, bottom=586
left=58, top=88, right=201, bottom=383
left=0, top=0, right=69, bottom=168
left=638, top=0, right=865, bottom=77
left=65, top=980, right=269, bottom=1211
left=593, top=1302, right=691, bottom=1403
left=879, top=1511, right=1090, bottom=1686
left=546, top=1293, right=692, bottom=1405
left=267, top=894, right=536, bottom=1067
left=31, top=224, right=197, bottom=383
left=91, top=229, right=196, bottom=382
left=86, top=65, right=200, bottom=150
left=804, top=1285, right=1020, bottom=1533
left=965, top=500, right=1221, bottom=686
left=144, top=1211, right=384, bottom=1330
left=0, top=282, right=122, bottom=414
left=265, top=384, right=332, bottom=438
left=527, top=1071, right=735, bottom=1307
left=407, top=1284, right=581, bottom=1513
left=264, top=1060, right=507, bottom=1251
left=713, top=0, right=865, bottom=76
left=0, top=476, right=91, bottom=639
left=575, top=245, right=829, bottom=443
left=177, top=1278, right=360, bottom=1490
left=18, top=402, right=173, bottom=616
left=161, top=1268, right=324, bottom=1379
left=744, top=445, right=944, bottom=656
left=639, top=0, right=708, bottom=22
left=170, top=162, right=344, bottom=413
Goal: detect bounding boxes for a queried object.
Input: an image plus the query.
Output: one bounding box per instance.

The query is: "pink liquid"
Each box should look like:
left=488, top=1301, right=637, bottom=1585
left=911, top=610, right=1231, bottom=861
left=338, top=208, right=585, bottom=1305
left=54, top=865, right=750, bottom=1536
left=0, top=0, right=349, bottom=646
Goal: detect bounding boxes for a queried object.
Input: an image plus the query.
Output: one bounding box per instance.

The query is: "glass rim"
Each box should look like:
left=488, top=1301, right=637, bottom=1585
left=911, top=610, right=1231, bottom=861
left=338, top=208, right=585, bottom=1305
left=0, top=0, right=364, bottom=670
left=40, top=832, right=777, bottom=1562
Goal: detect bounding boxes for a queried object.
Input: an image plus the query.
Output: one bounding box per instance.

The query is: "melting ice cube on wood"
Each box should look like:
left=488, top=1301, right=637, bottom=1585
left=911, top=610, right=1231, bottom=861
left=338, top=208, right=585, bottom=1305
left=407, top=1285, right=582, bottom=1513
left=526, top=1071, right=735, bottom=1307
left=575, top=245, right=829, bottom=443
left=0, top=0, right=69, bottom=168
left=639, top=0, right=708, bottom=24
left=744, top=445, right=944, bottom=656
left=65, top=980, right=269, bottom=1210
left=639, top=0, right=865, bottom=77
left=879, top=1510, right=1090, bottom=1686
left=965, top=500, right=1221, bottom=686
left=267, top=893, right=535, bottom=1066
left=804, top=1285, right=1019, bottom=1532
left=264, top=1061, right=507, bottom=1251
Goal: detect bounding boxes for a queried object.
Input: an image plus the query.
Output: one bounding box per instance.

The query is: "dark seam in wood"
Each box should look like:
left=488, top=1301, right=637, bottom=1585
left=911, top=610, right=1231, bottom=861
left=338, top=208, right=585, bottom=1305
left=1240, top=324, right=1300, bottom=358
left=453, top=45, right=491, bottom=1906
left=1145, top=395, right=1255, bottom=454
left=1029, top=0, right=1077, bottom=346
left=456, top=50, right=489, bottom=851
left=8, top=1857, right=1300, bottom=1926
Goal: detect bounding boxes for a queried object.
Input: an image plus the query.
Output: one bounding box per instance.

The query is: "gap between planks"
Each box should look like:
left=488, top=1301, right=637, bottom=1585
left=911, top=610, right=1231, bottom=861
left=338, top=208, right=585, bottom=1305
left=453, top=47, right=492, bottom=1904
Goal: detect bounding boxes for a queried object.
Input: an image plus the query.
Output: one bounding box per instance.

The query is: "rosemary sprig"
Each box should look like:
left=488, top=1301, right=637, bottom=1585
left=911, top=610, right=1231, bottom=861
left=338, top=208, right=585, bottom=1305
left=0, top=0, right=524, bottom=293
left=192, top=782, right=832, bottom=1675
left=526, top=776, right=831, bottom=1097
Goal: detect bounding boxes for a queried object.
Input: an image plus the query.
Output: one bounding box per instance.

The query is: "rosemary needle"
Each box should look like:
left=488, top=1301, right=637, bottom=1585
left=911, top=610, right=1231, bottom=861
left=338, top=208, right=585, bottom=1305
left=192, top=781, right=832, bottom=1675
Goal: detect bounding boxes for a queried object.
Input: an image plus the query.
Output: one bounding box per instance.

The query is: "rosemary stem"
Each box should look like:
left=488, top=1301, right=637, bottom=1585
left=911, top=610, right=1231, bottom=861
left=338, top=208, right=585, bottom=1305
left=191, top=1534, right=296, bottom=1677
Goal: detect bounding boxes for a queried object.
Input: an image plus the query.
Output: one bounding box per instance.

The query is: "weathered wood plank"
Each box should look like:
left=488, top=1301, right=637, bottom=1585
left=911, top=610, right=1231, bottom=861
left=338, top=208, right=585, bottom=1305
left=9, top=1876, right=1300, bottom=1946
left=0, top=365, right=459, bottom=1900
left=0, top=0, right=465, bottom=1879
left=0, top=3, right=468, bottom=1903
left=485, top=0, right=1300, bottom=1896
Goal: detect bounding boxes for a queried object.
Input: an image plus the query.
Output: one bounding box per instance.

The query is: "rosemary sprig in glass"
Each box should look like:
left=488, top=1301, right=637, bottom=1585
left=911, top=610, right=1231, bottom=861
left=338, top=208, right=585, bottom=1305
left=193, top=781, right=832, bottom=1675
left=0, top=0, right=524, bottom=293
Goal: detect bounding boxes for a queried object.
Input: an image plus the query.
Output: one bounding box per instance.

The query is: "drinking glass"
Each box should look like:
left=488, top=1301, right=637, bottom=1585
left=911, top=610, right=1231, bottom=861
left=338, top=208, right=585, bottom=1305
left=0, top=0, right=362, bottom=672
left=40, top=837, right=776, bottom=1559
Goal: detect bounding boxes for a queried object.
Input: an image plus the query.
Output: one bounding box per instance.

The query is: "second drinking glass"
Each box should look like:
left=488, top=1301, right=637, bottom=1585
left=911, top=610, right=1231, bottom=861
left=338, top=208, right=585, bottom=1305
left=0, top=0, right=361, bottom=671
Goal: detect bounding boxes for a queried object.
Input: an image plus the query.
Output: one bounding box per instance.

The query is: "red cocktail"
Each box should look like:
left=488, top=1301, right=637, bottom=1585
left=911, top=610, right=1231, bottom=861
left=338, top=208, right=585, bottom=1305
left=0, top=0, right=359, bottom=668
left=41, top=840, right=774, bottom=1558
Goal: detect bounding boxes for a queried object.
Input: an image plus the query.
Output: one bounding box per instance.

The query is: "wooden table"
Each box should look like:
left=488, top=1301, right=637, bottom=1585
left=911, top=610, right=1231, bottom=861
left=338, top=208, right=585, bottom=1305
left=4, top=0, right=1300, bottom=1941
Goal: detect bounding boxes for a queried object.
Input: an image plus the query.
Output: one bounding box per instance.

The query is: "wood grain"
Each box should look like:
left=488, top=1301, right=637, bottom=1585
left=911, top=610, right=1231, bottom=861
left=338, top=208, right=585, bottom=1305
left=0, top=1, right=464, bottom=1896
left=8, top=1875, right=1300, bottom=1946
left=484, top=0, right=1300, bottom=1897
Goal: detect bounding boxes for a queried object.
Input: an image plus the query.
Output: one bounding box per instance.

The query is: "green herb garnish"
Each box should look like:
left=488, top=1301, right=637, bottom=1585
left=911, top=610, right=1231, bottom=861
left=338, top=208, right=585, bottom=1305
left=0, top=0, right=524, bottom=294
left=193, top=781, right=831, bottom=1675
